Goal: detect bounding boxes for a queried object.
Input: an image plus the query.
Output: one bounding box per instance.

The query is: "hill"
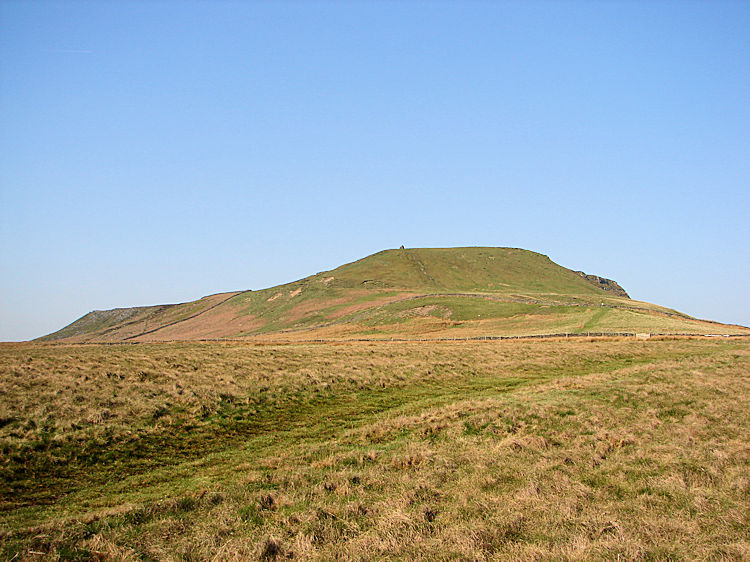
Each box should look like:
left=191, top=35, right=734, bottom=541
left=39, top=247, right=749, bottom=342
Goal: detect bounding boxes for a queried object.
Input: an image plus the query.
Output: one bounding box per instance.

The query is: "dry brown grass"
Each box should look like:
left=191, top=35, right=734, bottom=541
left=137, top=307, right=262, bottom=341
left=1, top=339, right=748, bottom=560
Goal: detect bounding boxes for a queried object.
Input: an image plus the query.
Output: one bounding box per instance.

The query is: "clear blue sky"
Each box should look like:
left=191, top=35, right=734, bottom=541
left=1, top=1, right=749, bottom=341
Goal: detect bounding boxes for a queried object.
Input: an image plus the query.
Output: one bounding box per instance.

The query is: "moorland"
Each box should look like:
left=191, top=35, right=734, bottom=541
left=3, top=247, right=749, bottom=560
left=1, top=337, right=748, bottom=560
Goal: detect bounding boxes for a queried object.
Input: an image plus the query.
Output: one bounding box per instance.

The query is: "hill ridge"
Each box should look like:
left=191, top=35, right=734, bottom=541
left=38, top=247, right=750, bottom=341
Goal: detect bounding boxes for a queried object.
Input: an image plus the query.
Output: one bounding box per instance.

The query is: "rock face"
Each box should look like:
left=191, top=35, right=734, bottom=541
left=575, top=272, right=630, bottom=298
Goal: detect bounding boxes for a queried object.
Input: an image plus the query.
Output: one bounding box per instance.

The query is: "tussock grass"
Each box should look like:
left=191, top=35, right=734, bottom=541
left=1, top=339, right=748, bottom=560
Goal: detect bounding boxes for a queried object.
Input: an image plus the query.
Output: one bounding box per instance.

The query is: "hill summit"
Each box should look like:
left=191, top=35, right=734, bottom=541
left=40, top=247, right=748, bottom=342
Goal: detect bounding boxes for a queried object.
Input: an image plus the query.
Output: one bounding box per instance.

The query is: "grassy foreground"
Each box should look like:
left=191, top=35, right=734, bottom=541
left=1, top=338, right=749, bottom=560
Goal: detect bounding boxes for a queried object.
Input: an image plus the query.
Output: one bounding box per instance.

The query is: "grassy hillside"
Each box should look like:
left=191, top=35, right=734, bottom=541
left=2, top=339, right=749, bottom=559
left=319, top=247, right=606, bottom=294
left=39, top=248, right=750, bottom=341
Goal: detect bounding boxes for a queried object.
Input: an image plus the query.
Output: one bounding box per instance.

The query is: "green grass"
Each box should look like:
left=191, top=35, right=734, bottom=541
left=579, top=307, right=610, bottom=332
left=325, top=247, right=607, bottom=294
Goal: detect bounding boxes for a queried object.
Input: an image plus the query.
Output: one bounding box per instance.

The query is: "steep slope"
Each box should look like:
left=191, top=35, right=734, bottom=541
left=38, top=292, right=244, bottom=342
left=39, top=247, right=749, bottom=341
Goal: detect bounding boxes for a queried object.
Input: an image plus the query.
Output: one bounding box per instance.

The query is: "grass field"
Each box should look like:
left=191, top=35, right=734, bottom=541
left=1, top=338, right=749, bottom=560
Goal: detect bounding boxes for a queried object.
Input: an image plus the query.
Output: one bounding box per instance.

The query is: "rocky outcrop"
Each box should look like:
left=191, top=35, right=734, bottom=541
left=575, top=272, right=630, bottom=298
